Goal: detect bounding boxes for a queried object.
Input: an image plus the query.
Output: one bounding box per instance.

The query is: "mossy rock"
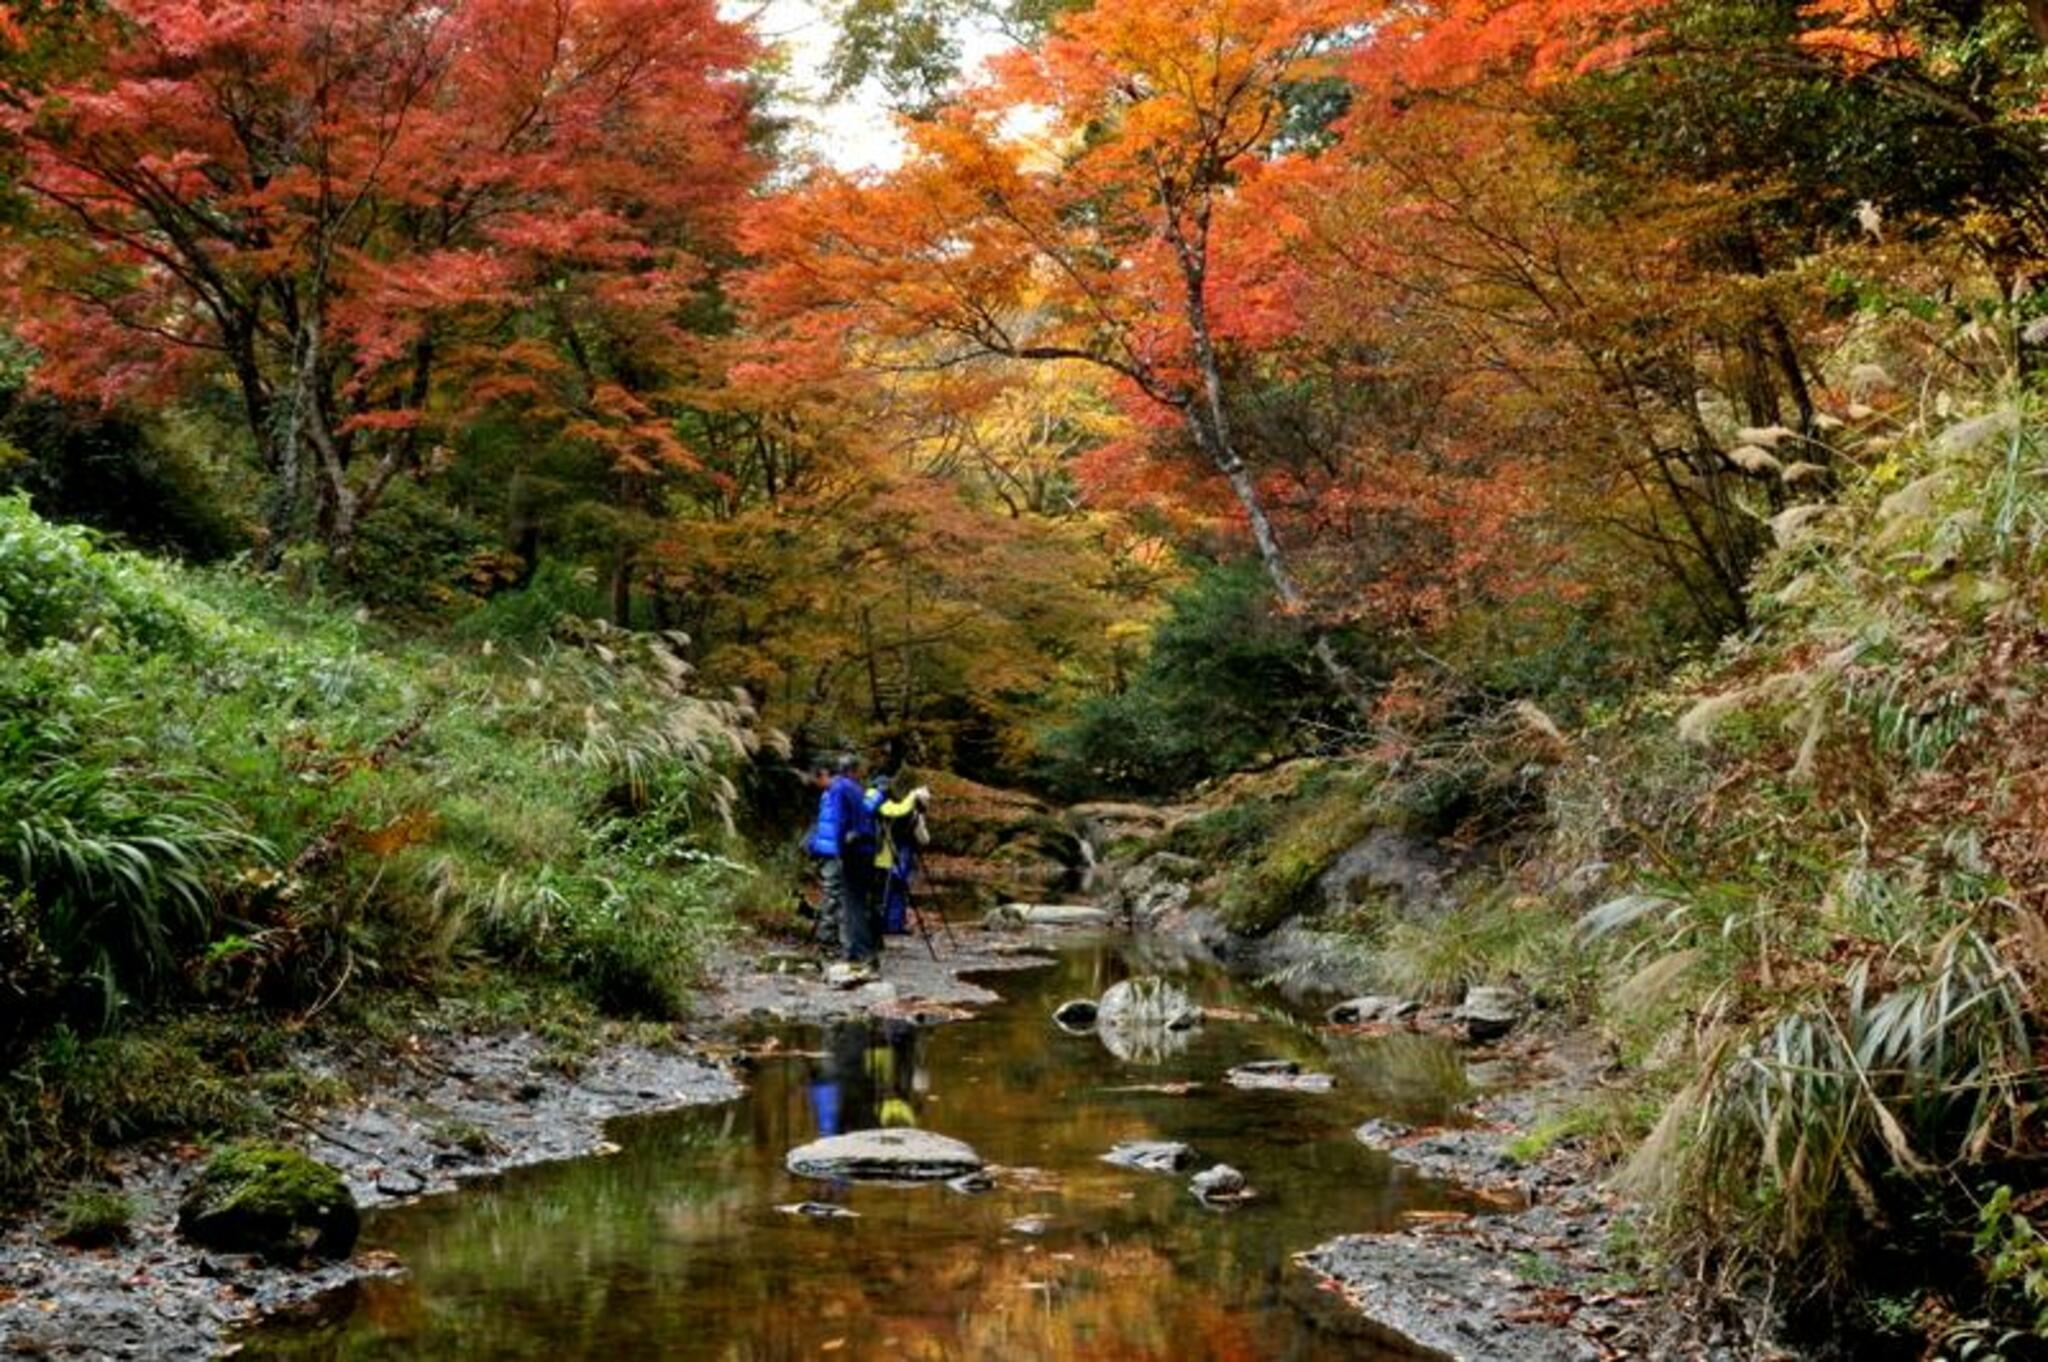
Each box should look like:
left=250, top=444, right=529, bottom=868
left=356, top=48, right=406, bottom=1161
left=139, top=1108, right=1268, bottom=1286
left=176, top=1142, right=359, bottom=1261
left=1216, top=782, right=1386, bottom=937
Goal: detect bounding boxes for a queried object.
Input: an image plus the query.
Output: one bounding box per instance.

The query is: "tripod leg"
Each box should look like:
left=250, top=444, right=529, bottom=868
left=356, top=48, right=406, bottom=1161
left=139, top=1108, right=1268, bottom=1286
left=910, top=897, right=939, bottom=960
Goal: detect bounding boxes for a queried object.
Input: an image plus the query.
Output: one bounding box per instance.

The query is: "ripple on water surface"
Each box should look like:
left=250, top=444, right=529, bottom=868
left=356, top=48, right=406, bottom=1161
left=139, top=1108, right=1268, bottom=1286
left=238, top=939, right=1480, bottom=1361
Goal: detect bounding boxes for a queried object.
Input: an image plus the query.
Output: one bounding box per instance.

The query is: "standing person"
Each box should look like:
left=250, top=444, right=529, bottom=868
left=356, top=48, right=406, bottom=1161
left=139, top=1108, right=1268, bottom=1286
left=824, top=753, right=881, bottom=973
left=802, top=763, right=842, bottom=954
left=875, top=784, right=931, bottom=936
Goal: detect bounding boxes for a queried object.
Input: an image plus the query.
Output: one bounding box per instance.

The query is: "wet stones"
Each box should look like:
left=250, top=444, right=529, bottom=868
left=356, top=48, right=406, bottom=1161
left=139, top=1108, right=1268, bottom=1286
left=1453, top=985, right=1524, bottom=1042
left=1224, top=1059, right=1334, bottom=1093
left=176, top=1144, right=359, bottom=1263
left=1051, top=998, right=1099, bottom=1031
left=1101, top=1140, right=1197, bottom=1174
left=1325, top=995, right=1419, bottom=1027
left=784, top=1128, right=984, bottom=1183
left=983, top=903, right=1113, bottom=929
left=1189, top=1164, right=1251, bottom=1204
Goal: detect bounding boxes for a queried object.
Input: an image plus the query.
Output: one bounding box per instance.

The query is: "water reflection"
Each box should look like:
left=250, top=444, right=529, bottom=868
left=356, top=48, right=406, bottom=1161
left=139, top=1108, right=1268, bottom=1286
left=807, top=1019, right=928, bottom=1138
left=242, top=943, right=1478, bottom=1361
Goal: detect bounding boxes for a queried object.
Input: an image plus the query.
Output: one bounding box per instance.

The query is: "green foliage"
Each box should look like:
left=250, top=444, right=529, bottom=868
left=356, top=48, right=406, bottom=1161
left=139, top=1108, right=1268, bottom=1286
left=0, top=493, right=198, bottom=650
left=0, top=1023, right=253, bottom=1201
left=1940, top=1186, right=2048, bottom=1360
left=0, top=496, right=771, bottom=1195
left=1214, top=768, right=1383, bottom=936
left=451, top=559, right=606, bottom=646
left=2, top=759, right=265, bottom=1021
left=51, top=1183, right=135, bottom=1248
left=1039, top=561, right=1356, bottom=796
left=341, top=478, right=507, bottom=617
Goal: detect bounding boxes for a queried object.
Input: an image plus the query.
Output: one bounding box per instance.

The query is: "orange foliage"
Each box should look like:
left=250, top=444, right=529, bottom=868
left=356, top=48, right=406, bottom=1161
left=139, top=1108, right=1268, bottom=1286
left=0, top=0, right=758, bottom=549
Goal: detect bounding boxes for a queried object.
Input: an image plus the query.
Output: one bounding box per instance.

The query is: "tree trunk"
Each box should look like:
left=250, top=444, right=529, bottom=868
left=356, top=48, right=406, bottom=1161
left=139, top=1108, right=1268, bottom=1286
left=609, top=553, right=633, bottom=627
left=1166, top=207, right=1376, bottom=718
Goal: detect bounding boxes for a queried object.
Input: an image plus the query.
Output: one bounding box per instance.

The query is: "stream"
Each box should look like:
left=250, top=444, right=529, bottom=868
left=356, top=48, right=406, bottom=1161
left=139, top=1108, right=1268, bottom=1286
left=237, top=937, right=1482, bottom=1360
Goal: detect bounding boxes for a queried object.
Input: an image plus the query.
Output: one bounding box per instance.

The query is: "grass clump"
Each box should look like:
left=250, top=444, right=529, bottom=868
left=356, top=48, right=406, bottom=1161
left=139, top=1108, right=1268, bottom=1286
left=51, top=1183, right=135, bottom=1248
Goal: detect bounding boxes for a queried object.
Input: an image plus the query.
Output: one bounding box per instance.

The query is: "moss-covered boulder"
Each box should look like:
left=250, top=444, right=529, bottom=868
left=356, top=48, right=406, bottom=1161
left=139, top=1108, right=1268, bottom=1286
left=176, top=1143, right=359, bottom=1261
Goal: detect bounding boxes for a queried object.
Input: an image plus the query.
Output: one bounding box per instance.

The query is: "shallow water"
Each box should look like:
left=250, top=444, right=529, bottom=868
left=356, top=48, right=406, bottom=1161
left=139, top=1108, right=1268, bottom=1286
left=241, top=939, right=1478, bottom=1361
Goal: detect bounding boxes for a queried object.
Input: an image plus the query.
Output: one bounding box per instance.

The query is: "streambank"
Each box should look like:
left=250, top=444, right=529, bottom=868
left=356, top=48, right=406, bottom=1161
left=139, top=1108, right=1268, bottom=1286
left=0, top=923, right=1059, bottom=1360
left=1301, top=1023, right=1745, bottom=1362
left=0, top=1033, right=738, bottom=1360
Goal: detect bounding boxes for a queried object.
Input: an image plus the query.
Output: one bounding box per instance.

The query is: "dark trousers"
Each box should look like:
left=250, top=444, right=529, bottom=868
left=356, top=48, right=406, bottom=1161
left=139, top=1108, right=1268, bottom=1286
left=839, top=846, right=880, bottom=964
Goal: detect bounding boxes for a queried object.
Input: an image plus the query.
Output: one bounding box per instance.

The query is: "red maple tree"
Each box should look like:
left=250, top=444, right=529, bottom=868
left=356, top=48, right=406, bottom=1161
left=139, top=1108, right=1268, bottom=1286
left=0, top=0, right=758, bottom=561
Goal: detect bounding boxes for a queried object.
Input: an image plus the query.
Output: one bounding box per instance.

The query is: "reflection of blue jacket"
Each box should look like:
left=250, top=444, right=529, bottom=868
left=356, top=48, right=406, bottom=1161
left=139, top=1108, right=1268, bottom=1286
left=805, top=786, right=839, bottom=857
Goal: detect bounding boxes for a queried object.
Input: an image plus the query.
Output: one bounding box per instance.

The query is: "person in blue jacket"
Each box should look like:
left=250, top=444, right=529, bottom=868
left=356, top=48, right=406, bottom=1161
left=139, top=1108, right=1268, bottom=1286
left=821, top=752, right=881, bottom=971
left=802, top=763, right=842, bottom=952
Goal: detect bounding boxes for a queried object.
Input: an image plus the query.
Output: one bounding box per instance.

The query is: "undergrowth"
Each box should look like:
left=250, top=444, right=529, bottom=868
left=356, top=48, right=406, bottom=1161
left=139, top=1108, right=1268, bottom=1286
left=0, top=496, right=776, bottom=1199
left=1540, top=360, right=2048, bottom=1352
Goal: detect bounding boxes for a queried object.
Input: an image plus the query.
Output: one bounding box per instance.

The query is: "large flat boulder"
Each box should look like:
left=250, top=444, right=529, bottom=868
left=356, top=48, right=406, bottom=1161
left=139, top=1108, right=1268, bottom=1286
left=985, top=903, right=1112, bottom=929
left=785, top=1128, right=983, bottom=1182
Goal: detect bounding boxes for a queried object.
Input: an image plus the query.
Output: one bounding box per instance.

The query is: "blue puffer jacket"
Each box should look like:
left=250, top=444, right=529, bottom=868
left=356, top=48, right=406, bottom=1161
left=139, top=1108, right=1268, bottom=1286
left=809, top=775, right=877, bottom=856
left=805, top=785, right=840, bottom=857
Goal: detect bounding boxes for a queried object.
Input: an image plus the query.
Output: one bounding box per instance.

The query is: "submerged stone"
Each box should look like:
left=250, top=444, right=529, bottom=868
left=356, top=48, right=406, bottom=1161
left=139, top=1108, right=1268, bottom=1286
left=785, top=1128, right=983, bottom=1182
left=1096, top=975, right=1204, bottom=1064
left=1101, top=1140, right=1196, bottom=1174
left=1097, top=977, right=1201, bottom=1031
left=776, top=1201, right=859, bottom=1220
left=176, top=1143, right=359, bottom=1262
left=1190, top=1164, right=1249, bottom=1203
left=1225, top=1060, right=1334, bottom=1092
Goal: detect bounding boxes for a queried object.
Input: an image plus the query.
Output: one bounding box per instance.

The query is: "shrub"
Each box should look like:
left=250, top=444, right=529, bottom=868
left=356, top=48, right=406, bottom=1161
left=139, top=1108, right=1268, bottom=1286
left=51, top=1184, right=135, bottom=1248
left=0, top=494, right=196, bottom=651
left=451, top=558, right=606, bottom=646
left=1, top=760, right=266, bottom=1020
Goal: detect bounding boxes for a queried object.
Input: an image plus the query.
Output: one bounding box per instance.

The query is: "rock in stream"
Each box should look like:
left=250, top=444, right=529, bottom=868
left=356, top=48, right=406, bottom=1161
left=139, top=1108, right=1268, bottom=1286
left=1224, top=1059, right=1334, bottom=1092
left=785, top=1128, right=984, bottom=1182
left=1101, top=1140, right=1197, bottom=1173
